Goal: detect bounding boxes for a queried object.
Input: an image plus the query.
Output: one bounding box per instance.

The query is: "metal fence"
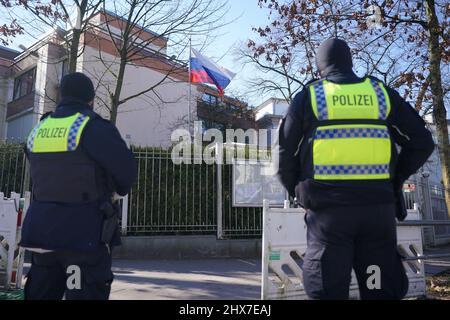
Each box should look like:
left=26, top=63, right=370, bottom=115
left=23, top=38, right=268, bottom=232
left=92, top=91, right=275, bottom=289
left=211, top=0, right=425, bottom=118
left=0, top=143, right=448, bottom=242
left=127, top=146, right=262, bottom=238
left=127, top=147, right=217, bottom=235
left=403, top=177, right=450, bottom=246
left=0, top=144, right=28, bottom=196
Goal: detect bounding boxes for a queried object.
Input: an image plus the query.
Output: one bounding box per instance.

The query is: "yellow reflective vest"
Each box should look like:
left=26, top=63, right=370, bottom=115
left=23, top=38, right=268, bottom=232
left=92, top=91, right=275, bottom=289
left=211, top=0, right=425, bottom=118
left=308, top=78, right=392, bottom=180
left=27, top=113, right=90, bottom=153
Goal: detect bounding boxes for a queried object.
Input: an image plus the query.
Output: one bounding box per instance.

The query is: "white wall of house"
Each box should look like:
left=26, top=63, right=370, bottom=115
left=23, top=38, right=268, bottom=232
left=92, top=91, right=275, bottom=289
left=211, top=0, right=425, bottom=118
left=255, top=103, right=274, bottom=121
left=424, top=122, right=450, bottom=187
left=255, top=98, right=289, bottom=121
left=273, top=101, right=289, bottom=117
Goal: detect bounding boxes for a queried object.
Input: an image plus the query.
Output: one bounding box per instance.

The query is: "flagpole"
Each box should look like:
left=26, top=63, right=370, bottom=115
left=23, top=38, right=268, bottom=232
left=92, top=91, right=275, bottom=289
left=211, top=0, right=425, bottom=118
left=188, top=36, right=192, bottom=135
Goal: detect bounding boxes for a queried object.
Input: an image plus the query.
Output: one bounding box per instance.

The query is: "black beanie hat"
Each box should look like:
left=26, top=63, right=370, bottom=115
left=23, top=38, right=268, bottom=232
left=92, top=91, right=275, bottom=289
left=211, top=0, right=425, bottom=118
left=316, top=38, right=353, bottom=76
left=60, top=72, right=95, bottom=102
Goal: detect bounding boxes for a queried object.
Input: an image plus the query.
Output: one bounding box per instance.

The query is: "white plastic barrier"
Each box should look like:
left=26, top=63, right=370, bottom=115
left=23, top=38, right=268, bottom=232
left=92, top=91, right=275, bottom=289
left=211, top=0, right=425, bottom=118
left=261, top=200, right=426, bottom=300
left=0, top=192, right=30, bottom=289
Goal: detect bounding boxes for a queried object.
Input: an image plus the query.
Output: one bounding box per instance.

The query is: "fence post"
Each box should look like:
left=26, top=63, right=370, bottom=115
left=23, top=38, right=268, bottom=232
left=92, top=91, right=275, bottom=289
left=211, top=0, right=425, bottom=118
left=216, top=143, right=223, bottom=239
left=22, top=160, right=30, bottom=194
left=417, top=173, right=435, bottom=246
left=121, top=194, right=129, bottom=236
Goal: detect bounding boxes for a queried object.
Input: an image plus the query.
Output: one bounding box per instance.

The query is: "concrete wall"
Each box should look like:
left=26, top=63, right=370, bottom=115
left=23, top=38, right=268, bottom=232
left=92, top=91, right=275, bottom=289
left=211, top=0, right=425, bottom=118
left=273, top=101, right=289, bottom=117
left=113, top=235, right=262, bottom=259
left=255, top=103, right=273, bottom=121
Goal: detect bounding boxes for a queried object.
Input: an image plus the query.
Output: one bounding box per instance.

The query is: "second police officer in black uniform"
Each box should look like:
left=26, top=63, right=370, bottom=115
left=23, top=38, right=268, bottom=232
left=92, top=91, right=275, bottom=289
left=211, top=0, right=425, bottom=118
left=277, top=38, right=435, bottom=300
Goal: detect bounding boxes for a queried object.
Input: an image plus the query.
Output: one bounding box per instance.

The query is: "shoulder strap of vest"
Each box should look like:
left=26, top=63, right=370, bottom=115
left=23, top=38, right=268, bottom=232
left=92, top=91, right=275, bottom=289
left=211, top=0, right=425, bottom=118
left=304, top=78, right=321, bottom=89
left=77, top=108, right=100, bottom=120
left=366, top=75, right=386, bottom=86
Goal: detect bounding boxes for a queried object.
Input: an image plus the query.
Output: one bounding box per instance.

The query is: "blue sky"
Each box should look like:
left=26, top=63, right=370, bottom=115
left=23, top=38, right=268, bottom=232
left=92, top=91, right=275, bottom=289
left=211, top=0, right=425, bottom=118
left=198, top=0, right=273, bottom=105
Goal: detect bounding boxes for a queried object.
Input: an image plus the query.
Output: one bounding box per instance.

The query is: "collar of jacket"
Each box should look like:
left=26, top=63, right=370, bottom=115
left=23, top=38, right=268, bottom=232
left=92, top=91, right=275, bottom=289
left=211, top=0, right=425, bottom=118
left=57, top=97, right=93, bottom=110
left=53, top=97, right=93, bottom=117
left=321, top=69, right=362, bottom=84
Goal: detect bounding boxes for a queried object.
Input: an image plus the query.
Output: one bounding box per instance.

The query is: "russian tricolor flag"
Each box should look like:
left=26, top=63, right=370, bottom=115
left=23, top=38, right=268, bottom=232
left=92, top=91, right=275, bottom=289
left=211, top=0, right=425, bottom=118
left=190, top=48, right=236, bottom=96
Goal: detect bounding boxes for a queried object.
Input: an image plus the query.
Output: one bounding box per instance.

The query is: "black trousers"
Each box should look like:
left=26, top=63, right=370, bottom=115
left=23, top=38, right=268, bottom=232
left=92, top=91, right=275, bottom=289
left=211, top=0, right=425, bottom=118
left=24, top=246, right=113, bottom=300
left=302, top=203, right=409, bottom=300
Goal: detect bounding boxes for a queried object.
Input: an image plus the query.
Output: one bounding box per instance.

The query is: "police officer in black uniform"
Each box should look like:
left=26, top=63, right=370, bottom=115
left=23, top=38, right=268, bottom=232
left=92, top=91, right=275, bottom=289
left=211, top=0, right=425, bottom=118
left=277, top=38, right=435, bottom=299
left=21, top=73, right=137, bottom=300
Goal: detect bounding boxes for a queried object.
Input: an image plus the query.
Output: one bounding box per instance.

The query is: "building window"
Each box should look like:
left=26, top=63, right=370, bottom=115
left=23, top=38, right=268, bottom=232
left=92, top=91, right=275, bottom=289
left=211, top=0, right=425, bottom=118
left=198, top=117, right=225, bottom=132
left=202, top=93, right=217, bottom=106
left=13, top=68, right=36, bottom=100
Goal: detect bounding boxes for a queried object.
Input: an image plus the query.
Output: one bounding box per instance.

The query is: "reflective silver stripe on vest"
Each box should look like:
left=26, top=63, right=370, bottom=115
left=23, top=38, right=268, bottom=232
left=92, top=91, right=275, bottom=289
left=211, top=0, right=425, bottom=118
left=27, top=120, right=45, bottom=152
left=67, top=114, right=88, bottom=151
left=369, top=79, right=388, bottom=120
left=315, top=127, right=390, bottom=139
left=314, top=164, right=390, bottom=175
left=313, top=81, right=328, bottom=120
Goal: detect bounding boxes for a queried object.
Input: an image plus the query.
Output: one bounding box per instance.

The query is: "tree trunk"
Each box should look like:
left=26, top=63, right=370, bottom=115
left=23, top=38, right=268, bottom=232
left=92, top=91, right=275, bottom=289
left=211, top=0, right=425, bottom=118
left=68, top=0, right=88, bottom=73
left=426, top=0, right=450, bottom=216
left=68, top=28, right=81, bottom=73
left=110, top=57, right=127, bottom=124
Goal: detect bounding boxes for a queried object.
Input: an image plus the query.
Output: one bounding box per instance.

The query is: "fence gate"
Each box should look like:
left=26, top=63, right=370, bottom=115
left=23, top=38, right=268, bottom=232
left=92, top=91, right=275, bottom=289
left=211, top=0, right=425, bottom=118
left=261, top=200, right=426, bottom=300
left=0, top=192, right=30, bottom=290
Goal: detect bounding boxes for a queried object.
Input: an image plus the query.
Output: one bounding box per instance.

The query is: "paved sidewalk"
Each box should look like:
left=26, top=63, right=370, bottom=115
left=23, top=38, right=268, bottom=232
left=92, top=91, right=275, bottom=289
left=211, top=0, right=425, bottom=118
left=20, top=244, right=450, bottom=300
left=110, top=259, right=261, bottom=300
left=423, top=245, right=450, bottom=275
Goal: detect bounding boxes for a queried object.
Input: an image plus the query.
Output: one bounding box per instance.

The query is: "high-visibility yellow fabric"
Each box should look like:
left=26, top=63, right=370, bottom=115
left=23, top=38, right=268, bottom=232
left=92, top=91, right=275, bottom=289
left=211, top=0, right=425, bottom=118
left=309, top=78, right=391, bottom=120
left=28, top=113, right=90, bottom=153
left=313, top=124, right=391, bottom=180
left=308, top=78, right=392, bottom=180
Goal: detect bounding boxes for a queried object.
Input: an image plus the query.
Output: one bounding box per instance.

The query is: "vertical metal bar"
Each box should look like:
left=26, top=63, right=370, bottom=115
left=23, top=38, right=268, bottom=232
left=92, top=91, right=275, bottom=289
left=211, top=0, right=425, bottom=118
left=179, top=159, right=181, bottom=230
left=199, top=161, right=202, bottom=230
left=172, top=157, right=175, bottom=229
left=206, top=163, right=209, bottom=229
left=6, top=149, right=13, bottom=195
left=143, top=148, right=148, bottom=230
left=150, top=148, right=155, bottom=229
left=230, top=166, right=234, bottom=236
left=185, top=160, right=188, bottom=231
left=157, top=147, right=162, bottom=230
left=212, top=162, right=216, bottom=227
left=20, top=153, right=27, bottom=194
left=135, top=150, right=141, bottom=232
left=128, top=147, right=134, bottom=234
left=192, top=156, right=195, bottom=228
left=0, top=149, right=6, bottom=190
left=13, top=148, right=19, bottom=192
left=121, top=194, right=129, bottom=235
left=165, top=151, right=168, bottom=231
left=216, top=143, right=223, bottom=239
